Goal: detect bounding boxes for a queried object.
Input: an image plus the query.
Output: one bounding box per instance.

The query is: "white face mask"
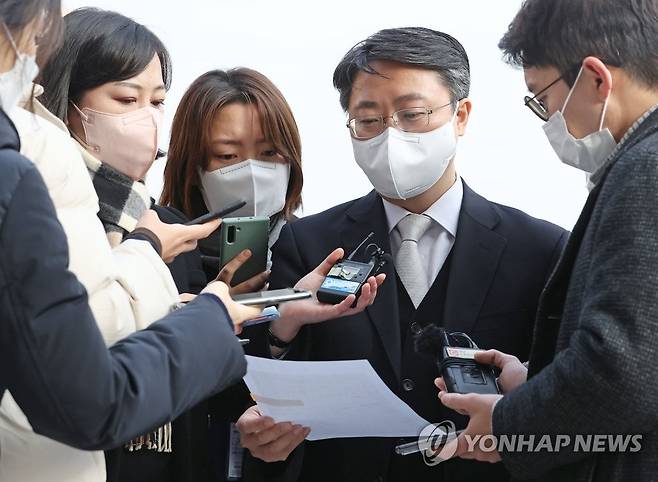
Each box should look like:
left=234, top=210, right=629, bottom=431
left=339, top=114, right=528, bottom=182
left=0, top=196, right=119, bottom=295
left=199, top=159, right=291, bottom=218
left=0, top=23, right=39, bottom=112
left=351, top=108, right=458, bottom=200
left=542, top=67, right=617, bottom=174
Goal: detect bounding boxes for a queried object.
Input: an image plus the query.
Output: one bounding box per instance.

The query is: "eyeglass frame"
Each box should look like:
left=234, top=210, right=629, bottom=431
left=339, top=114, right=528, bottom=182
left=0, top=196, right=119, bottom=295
left=522, top=61, right=616, bottom=121
left=346, top=102, right=456, bottom=140
left=523, top=75, right=565, bottom=122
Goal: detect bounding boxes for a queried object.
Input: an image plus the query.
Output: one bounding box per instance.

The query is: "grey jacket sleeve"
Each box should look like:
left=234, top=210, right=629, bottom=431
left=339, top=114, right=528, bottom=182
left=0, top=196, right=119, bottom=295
left=0, top=161, right=246, bottom=450
left=492, top=147, right=658, bottom=478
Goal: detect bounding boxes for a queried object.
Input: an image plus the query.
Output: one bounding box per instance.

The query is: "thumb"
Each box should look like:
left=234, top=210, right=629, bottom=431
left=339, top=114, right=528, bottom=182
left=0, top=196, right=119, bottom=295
left=473, top=350, right=498, bottom=365
left=474, top=349, right=512, bottom=369
left=439, top=392, right=474, bottom=415
left=183, top=218, right=221, bottom=242
left=314, top=248, right=344, bottom=276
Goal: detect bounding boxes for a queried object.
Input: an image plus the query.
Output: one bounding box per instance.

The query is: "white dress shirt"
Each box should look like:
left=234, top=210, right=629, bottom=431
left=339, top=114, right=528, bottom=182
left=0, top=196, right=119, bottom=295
left=383, top=177, right=464, bottom=289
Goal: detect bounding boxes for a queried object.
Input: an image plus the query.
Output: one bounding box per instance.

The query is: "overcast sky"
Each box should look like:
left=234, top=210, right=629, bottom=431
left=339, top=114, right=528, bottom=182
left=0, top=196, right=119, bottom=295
left=62, top=0, right=589, bottom=230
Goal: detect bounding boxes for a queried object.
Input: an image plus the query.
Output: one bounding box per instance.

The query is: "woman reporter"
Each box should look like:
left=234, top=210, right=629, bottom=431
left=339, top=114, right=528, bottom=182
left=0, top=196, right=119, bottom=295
left=0, top=6, right=250, bottom=482
left=0, top=0, right=258, bottom=472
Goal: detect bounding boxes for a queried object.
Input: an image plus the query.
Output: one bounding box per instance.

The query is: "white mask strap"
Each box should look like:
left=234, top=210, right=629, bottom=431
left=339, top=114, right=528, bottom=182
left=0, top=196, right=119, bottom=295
left=450, top=101, right=460, bottom=121
left=561, top=66, right=584, bottom=113
left=562, top=65, right=611, bottom=132
left=1, top=22, right=20, bottom=57
left=599, top=93, right=611, bottom=131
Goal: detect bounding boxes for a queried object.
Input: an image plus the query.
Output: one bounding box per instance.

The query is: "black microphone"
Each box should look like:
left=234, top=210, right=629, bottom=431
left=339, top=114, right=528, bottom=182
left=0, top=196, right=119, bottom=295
left=381, top=252, right=395, bottom=266
left=414, top=325, right=450, bottom=362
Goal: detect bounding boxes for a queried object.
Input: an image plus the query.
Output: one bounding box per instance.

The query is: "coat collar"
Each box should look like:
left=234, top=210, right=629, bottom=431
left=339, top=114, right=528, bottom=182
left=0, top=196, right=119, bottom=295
left=593, top=107, right=658, bottom=187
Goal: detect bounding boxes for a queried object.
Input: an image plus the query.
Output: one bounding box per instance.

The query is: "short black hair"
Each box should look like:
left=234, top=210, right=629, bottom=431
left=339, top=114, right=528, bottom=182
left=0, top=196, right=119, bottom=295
left=39, top=8, right=172, bottom=121
left=333, top=27, right=470, bottom=111
left=499, top=0, right=658, bottom=86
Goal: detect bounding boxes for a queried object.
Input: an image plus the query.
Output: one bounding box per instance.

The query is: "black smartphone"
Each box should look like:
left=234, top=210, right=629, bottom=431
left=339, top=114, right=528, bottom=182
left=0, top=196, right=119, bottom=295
left=184, top=200, right=246, bottom=226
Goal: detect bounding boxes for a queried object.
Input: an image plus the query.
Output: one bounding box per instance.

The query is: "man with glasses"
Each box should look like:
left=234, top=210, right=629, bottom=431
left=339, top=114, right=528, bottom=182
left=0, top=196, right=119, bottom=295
left=236, top=27, right=567, bottom=482
left=433, top=1, right=658, bottom=481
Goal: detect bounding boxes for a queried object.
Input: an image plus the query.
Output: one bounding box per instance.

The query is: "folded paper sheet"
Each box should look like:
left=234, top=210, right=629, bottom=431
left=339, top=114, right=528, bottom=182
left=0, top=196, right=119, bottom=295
left=244, top=356, right=431, bottom=441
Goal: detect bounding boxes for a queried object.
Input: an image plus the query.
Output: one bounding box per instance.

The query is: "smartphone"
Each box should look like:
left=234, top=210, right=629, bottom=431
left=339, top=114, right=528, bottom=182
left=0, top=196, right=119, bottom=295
left=232, top=288, right=312, bottom=306
left=219, top=216, right=269, bottom=286
left=184, top=200, right=246, bottom=226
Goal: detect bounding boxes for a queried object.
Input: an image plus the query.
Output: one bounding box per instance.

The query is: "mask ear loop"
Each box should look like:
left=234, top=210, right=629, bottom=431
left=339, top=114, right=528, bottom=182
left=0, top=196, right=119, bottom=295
left=561, top=66, right=584, bottom=114
left=598, top=93, right=611, bottom=131
left=450, top=101, right=461, bottom=122
left=69, top=101, right=89, bottom=122
left=2, top=22, right=21, bottom=57
left=68, top=101, right=93, bottom=147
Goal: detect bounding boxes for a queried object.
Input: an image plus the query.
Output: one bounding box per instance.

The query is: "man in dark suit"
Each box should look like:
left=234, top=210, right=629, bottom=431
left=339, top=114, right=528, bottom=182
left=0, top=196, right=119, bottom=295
left=237, top=28, right=567, bottom=482
left=435, top=1, right=658, bottom=481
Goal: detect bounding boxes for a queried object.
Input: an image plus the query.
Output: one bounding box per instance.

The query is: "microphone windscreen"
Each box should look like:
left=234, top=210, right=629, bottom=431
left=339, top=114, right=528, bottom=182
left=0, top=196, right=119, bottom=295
left=413, top=324, right=446, bottom=358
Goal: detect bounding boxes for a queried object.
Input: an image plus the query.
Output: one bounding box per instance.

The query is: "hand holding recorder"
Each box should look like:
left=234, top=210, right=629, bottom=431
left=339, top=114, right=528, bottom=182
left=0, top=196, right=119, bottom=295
left=268, top=247, right=387, bottom=346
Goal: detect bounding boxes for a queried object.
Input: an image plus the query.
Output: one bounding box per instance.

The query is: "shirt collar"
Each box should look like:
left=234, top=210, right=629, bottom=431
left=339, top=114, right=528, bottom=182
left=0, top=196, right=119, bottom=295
left=382, top=176, right=464, bottom=238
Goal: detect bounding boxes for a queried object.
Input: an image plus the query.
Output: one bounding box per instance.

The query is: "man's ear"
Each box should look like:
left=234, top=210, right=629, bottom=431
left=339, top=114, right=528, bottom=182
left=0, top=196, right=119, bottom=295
left=455, top=98, right=472, bottom=137
left=582, top=56, right=613, bottom=102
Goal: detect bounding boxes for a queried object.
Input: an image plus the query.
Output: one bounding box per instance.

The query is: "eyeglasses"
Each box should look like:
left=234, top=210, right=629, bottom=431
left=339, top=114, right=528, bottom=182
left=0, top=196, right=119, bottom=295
left=347, top=102, right=454, bottom=140
left=524, top=75, right=564, bottom=121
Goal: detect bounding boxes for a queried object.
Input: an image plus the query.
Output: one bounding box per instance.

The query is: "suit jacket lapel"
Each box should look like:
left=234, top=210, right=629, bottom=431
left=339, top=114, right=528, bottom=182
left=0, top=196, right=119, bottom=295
left=443, top=183, right=507, bottom=333
left=342, top=191, right=402, bottom=381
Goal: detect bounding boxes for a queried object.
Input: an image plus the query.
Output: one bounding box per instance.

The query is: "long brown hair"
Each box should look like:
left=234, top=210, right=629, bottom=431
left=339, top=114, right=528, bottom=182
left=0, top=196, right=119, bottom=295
left=161, top=68, right=303, bottom=220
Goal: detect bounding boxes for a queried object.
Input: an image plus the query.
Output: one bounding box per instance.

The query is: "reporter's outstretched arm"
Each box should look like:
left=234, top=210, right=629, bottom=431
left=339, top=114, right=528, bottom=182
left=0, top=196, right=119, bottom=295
left=0, top=158, right=247, bottom=450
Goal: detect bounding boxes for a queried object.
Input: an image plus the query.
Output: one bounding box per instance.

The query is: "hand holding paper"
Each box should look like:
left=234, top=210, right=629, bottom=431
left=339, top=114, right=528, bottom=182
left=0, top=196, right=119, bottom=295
left=242, top=356, right=430, bottom=441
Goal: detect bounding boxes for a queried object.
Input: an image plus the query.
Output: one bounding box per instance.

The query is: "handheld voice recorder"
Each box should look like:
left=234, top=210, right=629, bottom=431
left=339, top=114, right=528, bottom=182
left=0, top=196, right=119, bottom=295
left=316, top=232, right=390, bottom=305
left=415, top=326, right=501, bottom=395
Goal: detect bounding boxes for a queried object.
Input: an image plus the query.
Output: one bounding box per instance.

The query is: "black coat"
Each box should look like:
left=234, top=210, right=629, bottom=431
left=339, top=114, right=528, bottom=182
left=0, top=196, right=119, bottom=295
left=261, top=182, right=567, bottom=482
left=0, top=108, right=247, bottom=450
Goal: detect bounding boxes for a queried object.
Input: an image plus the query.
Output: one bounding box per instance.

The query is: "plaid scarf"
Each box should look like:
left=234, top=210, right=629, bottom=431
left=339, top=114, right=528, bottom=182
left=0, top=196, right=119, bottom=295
left=79, top=144, right=151, bottom=247
left=78, top=144, right=173, bottom=454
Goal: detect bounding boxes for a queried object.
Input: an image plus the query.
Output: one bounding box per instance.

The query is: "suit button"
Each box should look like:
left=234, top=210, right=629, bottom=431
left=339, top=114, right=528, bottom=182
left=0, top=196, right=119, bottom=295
left=410, top=322, right=422, bottom=335
left=402, top=378, right=415, bottom=392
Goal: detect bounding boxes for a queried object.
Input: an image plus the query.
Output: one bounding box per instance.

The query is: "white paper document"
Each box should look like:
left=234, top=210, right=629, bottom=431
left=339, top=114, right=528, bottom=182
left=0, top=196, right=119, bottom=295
left=243, top=356, right=431, bottom=441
